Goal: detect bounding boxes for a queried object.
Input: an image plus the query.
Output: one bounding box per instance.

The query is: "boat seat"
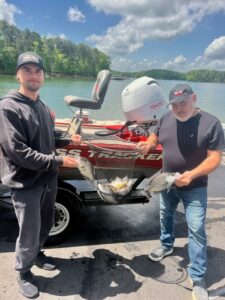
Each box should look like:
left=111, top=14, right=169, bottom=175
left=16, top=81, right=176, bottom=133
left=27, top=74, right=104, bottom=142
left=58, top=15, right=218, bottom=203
left=64, top=69, right=111, bottom=110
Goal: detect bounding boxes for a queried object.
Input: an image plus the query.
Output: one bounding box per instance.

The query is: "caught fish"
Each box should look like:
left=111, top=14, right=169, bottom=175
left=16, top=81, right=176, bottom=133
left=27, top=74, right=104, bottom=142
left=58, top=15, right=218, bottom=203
left=97, top=176, right=133, bottom=204
left=108, top=177, right=133, bottom=196
left=77, top=157, right=95, bottom=182
left=97, top=183, right=118, bottom=204
left=144, top=171, right=180, bottom=194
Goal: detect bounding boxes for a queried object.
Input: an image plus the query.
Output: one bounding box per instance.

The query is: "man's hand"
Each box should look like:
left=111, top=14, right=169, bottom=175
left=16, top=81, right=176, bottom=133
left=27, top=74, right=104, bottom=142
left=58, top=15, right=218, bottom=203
left=62, top=156, right=79, bottom=168
left=137, top=133, right=159, bottom=154
left=137, top=141, right=152, bottom=154
left=175, top=171, right=193, bottom=187
left=70, top=134, right=82, bottom=145
left=175, top=150, right=222, bottom=187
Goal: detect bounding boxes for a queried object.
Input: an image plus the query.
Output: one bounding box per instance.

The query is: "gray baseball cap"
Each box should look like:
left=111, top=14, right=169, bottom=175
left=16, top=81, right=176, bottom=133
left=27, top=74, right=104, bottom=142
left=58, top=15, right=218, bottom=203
left=169, top=83, right=194, bottom=104
left=16, top=51, right=44, bottom=71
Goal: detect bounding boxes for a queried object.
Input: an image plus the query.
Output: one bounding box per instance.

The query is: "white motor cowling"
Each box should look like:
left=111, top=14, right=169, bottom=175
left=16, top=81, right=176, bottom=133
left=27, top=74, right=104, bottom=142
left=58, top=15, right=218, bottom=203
left=121, top=76, right=168, bottom=123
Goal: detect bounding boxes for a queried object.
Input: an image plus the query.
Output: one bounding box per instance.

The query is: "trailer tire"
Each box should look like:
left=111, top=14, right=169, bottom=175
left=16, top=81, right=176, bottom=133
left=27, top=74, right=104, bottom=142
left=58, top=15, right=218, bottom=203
left=46, top=190, right=80, bottom=245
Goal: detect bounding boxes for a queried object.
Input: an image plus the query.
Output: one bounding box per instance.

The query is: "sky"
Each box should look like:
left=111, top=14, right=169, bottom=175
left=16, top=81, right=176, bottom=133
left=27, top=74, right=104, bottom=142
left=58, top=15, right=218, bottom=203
left=1, top=0, right=225, bottom=72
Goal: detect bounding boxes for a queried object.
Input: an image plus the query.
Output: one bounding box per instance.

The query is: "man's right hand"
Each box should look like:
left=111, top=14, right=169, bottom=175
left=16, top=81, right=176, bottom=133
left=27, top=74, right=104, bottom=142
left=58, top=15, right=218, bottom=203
left=137, top=133, right=159, bottom=154
left=62, top=156, right=79, bottom=168
left=137, top=141, right=152, bottom=154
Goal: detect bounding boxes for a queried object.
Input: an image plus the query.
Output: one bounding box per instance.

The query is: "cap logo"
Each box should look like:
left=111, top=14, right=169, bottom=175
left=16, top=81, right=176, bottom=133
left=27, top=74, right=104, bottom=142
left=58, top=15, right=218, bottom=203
left=174, top=90, right=184, bottom=96
left=22, top=54, right=39, bottom=63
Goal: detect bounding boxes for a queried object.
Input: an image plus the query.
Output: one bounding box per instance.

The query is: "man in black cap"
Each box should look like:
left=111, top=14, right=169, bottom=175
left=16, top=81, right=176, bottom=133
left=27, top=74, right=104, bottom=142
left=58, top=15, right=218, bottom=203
left=0, top=51, right=82, bottom=298
left=138, top=83, right=225, bottom=300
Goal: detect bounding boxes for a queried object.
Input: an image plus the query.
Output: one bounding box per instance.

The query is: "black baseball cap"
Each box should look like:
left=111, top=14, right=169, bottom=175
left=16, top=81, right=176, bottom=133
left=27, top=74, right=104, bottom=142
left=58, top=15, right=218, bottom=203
left=16, top=51, right=44, bottom=71
left=169, top=83, right=194, bottom=104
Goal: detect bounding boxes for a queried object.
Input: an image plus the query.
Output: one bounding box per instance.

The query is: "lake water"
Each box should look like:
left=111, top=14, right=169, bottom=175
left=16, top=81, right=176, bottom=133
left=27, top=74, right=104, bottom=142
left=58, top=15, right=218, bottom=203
left=0, top=75, right=225, bottom=123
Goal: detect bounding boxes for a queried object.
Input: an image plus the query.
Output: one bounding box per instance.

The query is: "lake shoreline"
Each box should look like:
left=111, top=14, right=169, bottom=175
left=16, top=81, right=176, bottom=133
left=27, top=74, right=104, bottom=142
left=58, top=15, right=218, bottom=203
left=1, top=75, right=225, bottom=122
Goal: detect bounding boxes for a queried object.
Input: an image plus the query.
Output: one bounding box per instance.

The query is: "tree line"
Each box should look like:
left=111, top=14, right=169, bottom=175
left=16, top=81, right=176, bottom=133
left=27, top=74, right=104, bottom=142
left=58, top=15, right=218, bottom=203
left=1, top=20, right=225, bottom=82
left=0, top=20, right=110, bottom=77
left=118, top=68, right=225, bottom=83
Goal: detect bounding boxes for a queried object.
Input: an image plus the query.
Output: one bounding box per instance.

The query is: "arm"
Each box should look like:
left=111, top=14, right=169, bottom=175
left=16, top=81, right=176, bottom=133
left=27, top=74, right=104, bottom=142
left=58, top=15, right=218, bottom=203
left=137, top=133, right=159, bottom=154
left=70, top=134, right=82, bottom=145
left=0, top=109, right=81, bottom=170
left=54, top=133, right=82, bottom=148
left=62, top=156, right=79, bottom=168
left=0, top=109, right=64, bottom=171
left=175, top=149, right=222, bottom=187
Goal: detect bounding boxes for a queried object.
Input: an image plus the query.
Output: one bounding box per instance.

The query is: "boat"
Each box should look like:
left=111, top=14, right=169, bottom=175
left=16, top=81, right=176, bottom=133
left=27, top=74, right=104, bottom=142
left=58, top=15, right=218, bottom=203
left=0, top=72, right=168, bottom=244
left=55, top=73, right=167, bottom=181
left=55, top=117, right=163, bottom=181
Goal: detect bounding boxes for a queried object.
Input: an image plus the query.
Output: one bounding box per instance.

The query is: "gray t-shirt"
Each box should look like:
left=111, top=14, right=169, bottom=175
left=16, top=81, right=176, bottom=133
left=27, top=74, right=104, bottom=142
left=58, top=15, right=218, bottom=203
left=154, top=110, right=225, bottom=189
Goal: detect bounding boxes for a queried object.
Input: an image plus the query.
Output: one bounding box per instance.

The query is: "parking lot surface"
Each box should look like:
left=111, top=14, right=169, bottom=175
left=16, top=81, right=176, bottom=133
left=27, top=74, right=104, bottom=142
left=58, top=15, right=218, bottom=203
left=0, top=166, right=225, bottom=300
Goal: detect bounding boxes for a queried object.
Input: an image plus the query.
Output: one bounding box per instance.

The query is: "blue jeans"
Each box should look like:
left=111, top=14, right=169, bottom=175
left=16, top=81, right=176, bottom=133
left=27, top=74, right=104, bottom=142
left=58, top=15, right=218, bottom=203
left=160, top=186, right=207, bottom=281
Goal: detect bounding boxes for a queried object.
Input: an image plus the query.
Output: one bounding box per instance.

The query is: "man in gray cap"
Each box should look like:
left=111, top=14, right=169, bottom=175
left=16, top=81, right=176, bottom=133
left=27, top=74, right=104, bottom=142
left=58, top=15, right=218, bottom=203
left=16, top=51, right=45, bottom=70
left=138, top=83, right=225, bottom=300
left=0, top=51, right=82, bottom=298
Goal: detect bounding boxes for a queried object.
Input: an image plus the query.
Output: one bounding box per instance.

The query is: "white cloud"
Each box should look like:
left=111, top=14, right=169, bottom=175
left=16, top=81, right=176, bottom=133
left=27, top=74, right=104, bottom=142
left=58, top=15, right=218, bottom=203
left=111, top=57, right=159, bottom=72
left=67, top=6, right=85, bottom=23
left=160, top=55, right=187, bottom=71
left=111, top=54, right=190, bottom=73
left=88, top=0, right=175, bottom=17
left=86, top=0, right=225, bottom=60
left=183, top=52, right=225, bottom=72
left=111, top=49, right=225, bottom=72
left=173, top=55, right=187, bottom=64
left=194, top=56, right=203, bottom=63
left=190, top=57, right=225, bottom=71
left=182, top=36, right=225, bottom=71
left=204, top=36, right=225, bottom=60
left=59, top=33, right=67, bottom=40
left=0, top=0, right=22, bottom=25
left=46, top=33, right=67, bottom=40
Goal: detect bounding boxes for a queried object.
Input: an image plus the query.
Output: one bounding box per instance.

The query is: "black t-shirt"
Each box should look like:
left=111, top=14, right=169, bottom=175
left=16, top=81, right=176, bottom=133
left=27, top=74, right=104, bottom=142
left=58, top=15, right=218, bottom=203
left=154, top=110, right=225, bottom=189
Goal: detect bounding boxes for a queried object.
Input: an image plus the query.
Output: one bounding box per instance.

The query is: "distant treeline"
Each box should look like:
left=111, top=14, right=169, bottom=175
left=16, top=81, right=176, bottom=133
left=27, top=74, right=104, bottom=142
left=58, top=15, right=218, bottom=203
left=113, top=68, right=225, bottom=83
left=0, top=20, right=110, bottom=76
left=1, top=20, right=225, bottom=83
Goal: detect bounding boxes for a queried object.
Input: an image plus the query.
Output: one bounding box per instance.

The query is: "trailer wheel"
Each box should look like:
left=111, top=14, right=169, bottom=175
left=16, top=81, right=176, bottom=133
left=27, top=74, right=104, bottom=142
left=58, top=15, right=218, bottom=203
left=46, top=190, right=80, bottom=245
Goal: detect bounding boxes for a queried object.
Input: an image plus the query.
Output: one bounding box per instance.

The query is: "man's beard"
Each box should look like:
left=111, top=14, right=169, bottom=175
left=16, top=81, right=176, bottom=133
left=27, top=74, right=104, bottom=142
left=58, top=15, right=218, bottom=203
left=25, top=81, right=41, bottom=92
left=175, top=105, right=196, bottom=122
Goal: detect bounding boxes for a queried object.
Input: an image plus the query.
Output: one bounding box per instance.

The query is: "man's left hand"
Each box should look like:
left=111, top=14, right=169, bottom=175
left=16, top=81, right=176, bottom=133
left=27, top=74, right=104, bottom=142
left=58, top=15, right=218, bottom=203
left=70, top=134, right=82, bottom=145
left=175, top=171, right=193, bottom=187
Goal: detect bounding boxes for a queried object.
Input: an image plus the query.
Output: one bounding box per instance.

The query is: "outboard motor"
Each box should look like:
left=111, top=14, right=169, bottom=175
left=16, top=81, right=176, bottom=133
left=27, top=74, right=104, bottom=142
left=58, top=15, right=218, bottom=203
left=121, top=76, right=168, bottom=123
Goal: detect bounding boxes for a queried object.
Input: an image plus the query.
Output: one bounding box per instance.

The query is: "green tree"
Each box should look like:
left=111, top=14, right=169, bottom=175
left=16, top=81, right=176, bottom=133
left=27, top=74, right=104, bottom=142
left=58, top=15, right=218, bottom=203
left=0, top=20, right=111, bottom=76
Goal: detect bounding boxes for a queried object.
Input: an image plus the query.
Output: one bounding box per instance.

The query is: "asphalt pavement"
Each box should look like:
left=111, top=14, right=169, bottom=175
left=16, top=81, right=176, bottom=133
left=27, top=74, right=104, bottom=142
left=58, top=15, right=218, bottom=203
left=0, top=165, right=225, bottom=300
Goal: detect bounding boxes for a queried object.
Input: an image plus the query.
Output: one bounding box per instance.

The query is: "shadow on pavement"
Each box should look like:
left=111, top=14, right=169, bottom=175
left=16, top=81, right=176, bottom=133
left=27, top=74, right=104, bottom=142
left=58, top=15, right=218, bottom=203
left=33, top=245, right=225, bottom=299
left=0, top=202, right=188, bottom=252
left=35, top=248, right=179, bottom=299
left=173, top=244, right=225, bottom=292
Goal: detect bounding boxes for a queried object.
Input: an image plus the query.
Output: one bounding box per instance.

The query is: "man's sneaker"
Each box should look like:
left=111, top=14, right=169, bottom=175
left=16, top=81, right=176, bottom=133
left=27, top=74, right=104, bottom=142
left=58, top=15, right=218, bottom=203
left=17, top=271, right=39, bottom=299
left=148, top=246, right=173, bottom=261
left=35, top=251, right=56, bottom=271
left=192, top=280, right=208, bottom=300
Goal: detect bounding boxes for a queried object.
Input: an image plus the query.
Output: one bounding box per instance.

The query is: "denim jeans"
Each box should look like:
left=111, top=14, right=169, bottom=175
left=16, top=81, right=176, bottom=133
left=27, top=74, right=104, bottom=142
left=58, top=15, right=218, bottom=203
left=160, top=186, right=207, bottom=281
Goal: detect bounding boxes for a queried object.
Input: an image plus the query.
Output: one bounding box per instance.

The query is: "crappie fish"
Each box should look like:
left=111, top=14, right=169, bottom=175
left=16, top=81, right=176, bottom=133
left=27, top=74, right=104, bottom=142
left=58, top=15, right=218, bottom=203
left=144, top=172, right=180, bottom=194
left=77, top=157, right=95, bottom=182
left=97, top=177, right=133, bottom=204
left=109, top=177, right=133, bottom=196
left=97, top=183, right=118, bottom=204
